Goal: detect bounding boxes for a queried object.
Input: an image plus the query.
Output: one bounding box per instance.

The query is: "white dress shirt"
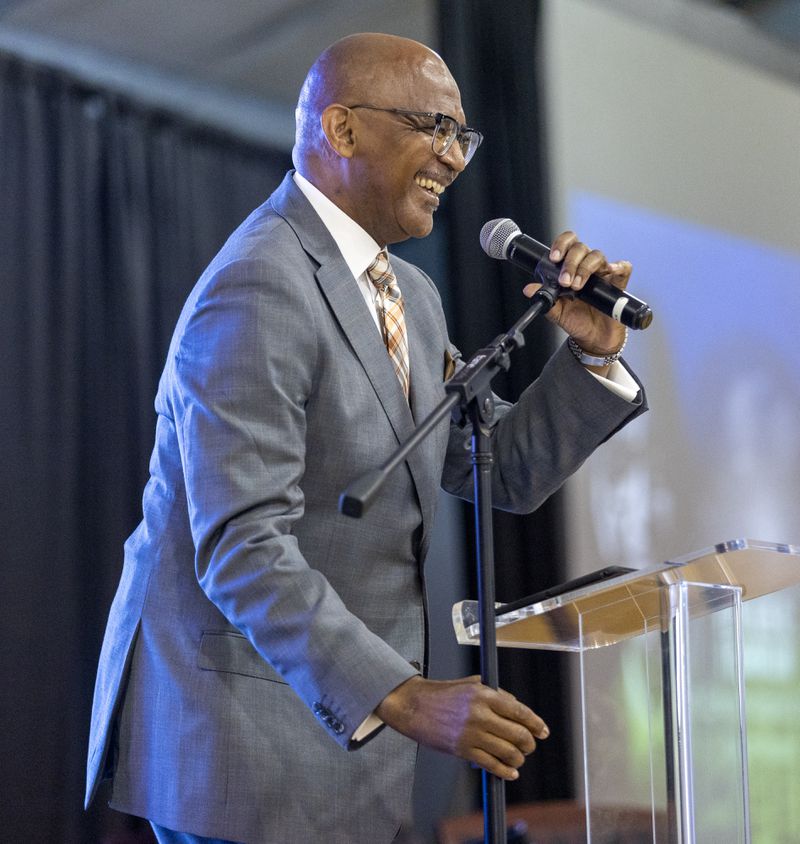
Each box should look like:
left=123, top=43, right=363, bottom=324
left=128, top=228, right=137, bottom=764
left=294, top=172, right=387, bottom=335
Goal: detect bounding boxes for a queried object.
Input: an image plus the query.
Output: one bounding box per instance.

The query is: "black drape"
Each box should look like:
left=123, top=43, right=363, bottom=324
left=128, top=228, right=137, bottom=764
left=437, top=1, right=574, bottom=804
left=0, top=52, right=290, bottom=843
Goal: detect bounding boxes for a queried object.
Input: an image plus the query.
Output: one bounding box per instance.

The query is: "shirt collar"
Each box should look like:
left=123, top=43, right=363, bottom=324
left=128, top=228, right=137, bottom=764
left=293, top=171, right=383, bottom=279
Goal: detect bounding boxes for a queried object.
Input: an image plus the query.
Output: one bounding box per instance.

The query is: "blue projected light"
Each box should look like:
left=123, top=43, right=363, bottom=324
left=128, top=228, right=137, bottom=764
left=570, top=189, right=800, bottom=533
left=570, top=191, right=800, bottom=379
left=569, top=192, right=800, bottom=452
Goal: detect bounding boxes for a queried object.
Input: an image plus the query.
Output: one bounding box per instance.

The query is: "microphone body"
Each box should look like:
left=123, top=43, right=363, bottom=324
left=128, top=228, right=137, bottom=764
left=480, top=219, right=653, bottom=330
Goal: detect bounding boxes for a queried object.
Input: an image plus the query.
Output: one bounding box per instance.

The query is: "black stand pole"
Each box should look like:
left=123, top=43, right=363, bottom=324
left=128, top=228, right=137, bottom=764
left=339, top=262, right=563, bottom=844
left=470, top=409, right=505, bottom=843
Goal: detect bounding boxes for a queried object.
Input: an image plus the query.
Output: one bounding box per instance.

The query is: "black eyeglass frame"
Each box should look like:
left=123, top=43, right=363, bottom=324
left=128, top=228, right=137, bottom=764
left=347, top=104, right=484, bottom=164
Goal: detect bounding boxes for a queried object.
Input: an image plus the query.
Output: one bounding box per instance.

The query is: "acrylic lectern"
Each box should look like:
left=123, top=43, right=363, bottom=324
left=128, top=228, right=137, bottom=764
left=452, top=539, right=800, bottom=844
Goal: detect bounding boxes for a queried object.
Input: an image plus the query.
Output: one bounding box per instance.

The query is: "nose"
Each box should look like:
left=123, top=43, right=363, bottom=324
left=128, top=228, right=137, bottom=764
left=440, top=138, right=467, bottom=174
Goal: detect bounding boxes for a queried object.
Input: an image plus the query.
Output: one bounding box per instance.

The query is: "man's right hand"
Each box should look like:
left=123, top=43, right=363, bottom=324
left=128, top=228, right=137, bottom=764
left=374, top=675, right=549, bottom=781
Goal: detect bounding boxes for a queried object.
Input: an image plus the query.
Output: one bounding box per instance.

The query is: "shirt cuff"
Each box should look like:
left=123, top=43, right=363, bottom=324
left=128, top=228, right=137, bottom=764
left=587, top=360, right=640, bottom=402
left=352, top=712, right=384, bottom=742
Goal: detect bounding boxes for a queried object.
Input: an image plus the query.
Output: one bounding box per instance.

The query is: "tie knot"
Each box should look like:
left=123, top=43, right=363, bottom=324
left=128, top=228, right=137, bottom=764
left=367, top=250, right=395, bottom=291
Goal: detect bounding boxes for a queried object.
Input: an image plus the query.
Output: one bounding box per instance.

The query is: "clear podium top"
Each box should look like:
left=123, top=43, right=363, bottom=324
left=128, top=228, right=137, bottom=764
left=453, top=539, right=800, bottom=652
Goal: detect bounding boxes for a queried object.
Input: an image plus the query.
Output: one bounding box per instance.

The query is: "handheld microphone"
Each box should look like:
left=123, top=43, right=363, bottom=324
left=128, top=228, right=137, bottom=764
left=480, top=218, right=653, bottom=330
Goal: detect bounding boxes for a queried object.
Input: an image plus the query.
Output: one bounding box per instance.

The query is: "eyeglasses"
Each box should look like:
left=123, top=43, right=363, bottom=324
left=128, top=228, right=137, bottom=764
left=348, top=105, right=483, bottom=165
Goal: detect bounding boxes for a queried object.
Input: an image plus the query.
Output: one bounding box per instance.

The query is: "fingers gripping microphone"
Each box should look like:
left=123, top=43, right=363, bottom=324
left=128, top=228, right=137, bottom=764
left=480, top=218, right=653, bottom=330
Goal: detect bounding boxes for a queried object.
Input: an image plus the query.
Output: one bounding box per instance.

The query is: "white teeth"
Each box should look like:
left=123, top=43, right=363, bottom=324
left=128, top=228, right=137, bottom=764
left=415, top=176, right=445, bottom=195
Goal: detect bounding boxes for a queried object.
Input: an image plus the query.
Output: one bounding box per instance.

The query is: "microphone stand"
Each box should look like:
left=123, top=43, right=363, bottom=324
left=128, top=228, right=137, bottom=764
left=339, top=262, right=562, bottom=844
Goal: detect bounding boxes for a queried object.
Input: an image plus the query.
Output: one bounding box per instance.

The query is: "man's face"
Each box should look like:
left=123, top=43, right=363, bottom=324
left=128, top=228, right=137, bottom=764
left=348, top=60, right=468, bottom=246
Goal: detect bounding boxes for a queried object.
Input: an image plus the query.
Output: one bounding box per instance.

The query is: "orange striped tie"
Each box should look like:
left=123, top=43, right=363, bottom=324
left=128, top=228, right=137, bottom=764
left=367, top=250, right=410, bottom=399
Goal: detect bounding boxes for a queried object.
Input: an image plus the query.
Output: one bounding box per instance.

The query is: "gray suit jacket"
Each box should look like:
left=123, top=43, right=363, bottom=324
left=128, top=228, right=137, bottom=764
left=86, top=172, right=645, bottom=843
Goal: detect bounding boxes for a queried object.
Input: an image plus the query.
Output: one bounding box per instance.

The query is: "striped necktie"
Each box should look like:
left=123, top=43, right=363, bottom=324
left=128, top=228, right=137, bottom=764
left=367, top=250, right=410, bottom=399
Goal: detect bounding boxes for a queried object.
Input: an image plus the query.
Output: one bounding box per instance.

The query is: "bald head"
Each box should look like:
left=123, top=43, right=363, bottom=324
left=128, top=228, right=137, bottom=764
left=293, top=33, right=459, bottom=170
left=291, top=33, right=468, bottom=245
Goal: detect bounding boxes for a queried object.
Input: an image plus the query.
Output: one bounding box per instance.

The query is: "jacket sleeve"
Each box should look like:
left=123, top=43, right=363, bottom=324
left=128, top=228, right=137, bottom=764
left=440, top=340, right=647, bottom=512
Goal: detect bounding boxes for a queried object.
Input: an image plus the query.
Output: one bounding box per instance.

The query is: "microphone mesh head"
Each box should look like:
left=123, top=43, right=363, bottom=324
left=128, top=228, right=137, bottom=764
left=479, top=218, right=521, bottom=259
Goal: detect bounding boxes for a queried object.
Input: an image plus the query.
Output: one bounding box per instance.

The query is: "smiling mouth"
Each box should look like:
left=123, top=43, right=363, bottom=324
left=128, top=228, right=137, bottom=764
left=414, top=174, right=446, bottom=196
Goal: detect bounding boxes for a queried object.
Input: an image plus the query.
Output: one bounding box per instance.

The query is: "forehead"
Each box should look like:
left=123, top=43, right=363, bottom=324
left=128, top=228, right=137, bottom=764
left=378, top=55, right=466, bottom=123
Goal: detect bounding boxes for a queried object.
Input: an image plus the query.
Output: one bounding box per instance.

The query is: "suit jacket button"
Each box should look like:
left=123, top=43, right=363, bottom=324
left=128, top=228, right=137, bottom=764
left=313, top=703, right=344, bottom=734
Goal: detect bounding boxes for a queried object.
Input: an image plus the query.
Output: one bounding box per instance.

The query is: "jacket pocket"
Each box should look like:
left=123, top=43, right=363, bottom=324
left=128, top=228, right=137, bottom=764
left=197, top=630, right=287, bottom=684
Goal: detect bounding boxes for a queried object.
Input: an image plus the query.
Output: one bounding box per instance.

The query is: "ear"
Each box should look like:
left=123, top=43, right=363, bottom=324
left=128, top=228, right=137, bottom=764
left=320, top=104, right=356, bottom=159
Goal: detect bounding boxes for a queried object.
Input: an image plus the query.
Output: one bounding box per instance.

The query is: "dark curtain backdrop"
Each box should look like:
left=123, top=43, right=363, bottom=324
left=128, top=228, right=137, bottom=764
left=438, top=0, right=574, bottom=806
left=0, top=52, right=290, bottom=842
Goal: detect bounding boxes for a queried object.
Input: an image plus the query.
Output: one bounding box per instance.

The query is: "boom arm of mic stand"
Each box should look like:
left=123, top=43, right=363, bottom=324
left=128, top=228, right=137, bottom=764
left=338, top=391, right=460, bottom=518
left=338, top=278, right=559, bottom=519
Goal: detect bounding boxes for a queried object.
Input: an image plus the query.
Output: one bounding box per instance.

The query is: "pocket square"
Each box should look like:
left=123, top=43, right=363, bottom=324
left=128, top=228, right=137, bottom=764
left=443, top=349, right=457, bottom=381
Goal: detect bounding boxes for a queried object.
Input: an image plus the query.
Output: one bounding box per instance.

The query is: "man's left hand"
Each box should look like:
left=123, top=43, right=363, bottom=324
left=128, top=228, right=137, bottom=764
left=523, top=230, right=630, bottom=358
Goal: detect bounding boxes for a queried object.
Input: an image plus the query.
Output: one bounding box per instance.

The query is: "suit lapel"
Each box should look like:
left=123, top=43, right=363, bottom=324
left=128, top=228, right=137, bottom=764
left=397, top=266, right=448, bottom=539
left=314, top=259, right=417, bottom=447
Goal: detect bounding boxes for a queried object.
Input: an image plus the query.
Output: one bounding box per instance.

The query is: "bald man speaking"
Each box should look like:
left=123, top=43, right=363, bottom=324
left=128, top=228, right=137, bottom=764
left=86, top=33, right=645, bottom=844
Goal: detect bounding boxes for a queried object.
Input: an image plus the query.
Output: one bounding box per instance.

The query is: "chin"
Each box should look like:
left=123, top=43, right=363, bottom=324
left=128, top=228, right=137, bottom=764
left=402, top=214, right=436, bottom=241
